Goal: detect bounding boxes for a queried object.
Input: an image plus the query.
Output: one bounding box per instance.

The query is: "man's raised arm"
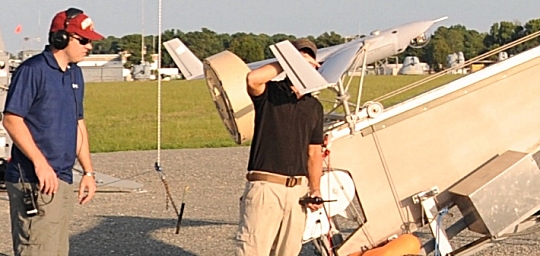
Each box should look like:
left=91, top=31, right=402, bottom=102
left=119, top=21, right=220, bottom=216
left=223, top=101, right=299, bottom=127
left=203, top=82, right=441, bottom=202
left=246, top=62, right=283, bottom=97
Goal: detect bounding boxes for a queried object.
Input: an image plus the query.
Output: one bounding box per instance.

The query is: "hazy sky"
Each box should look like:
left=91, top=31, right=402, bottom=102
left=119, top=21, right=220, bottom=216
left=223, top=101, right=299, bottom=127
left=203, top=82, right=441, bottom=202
left=0, top=0, right=539, bottom=53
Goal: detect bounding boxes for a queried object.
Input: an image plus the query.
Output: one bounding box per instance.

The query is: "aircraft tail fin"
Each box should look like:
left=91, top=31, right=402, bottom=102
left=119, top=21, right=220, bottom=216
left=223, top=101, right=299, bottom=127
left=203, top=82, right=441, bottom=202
left=270, top=40, right=329, bottom=95
left=163, top=38, right=204, bottom=80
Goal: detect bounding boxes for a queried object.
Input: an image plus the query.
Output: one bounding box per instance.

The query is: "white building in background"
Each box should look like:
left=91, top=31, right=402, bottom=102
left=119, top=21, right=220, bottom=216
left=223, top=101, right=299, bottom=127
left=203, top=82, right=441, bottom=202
left=369, top=56, right=429, bottom=76
left=78, top=54, right=124, bottom=67
left=398, top=56, right=429, bottom=75
left=131, top=53, right=181, bottom=81
left=446, top=52, right=468, bottom=74
left=77, top=54, right=125, bottom=82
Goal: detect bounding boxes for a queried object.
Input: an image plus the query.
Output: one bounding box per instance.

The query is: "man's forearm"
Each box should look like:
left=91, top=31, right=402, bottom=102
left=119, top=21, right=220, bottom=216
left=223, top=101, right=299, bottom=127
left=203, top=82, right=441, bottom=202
left=307, top=146, right=323, bottom=192
left=3, top=114, right=47, bottom=164
left=76, top=119, right=93, bottom=172
left=247, top=62, right=283, bottom=85
left=246, top=62, right=283, bottom=96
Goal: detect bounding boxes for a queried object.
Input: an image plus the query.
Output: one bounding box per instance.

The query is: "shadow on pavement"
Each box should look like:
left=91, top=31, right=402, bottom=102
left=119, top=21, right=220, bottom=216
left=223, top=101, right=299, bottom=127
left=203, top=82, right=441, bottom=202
left=70, top=215, right=235, bottom=256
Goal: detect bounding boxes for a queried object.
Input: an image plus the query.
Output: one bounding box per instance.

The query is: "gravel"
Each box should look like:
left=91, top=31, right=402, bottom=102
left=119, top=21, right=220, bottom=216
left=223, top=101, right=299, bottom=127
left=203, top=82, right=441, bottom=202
left=1, top=147, right=539, bottom=255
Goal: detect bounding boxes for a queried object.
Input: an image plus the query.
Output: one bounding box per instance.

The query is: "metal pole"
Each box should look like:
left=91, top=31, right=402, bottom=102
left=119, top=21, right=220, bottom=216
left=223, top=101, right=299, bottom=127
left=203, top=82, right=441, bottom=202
left=141, top=0, right=145, bottom=64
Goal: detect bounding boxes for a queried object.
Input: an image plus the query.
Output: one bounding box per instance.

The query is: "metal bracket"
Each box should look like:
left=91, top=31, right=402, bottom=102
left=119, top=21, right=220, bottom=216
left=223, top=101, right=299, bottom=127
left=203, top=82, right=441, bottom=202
left=412, top=186, right=453, bottom=256
left=412, top=186, right=439, bottom=204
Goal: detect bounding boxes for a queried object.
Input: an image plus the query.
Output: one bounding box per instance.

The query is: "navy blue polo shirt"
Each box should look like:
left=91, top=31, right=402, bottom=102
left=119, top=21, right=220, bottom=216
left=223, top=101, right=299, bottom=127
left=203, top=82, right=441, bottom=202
left=3, top=46, right=84, bottom=184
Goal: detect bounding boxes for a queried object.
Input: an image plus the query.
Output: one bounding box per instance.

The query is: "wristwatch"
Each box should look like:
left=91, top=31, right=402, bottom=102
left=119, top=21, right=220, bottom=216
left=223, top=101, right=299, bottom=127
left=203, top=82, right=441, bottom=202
left=82, top=171, right=95, bottom=178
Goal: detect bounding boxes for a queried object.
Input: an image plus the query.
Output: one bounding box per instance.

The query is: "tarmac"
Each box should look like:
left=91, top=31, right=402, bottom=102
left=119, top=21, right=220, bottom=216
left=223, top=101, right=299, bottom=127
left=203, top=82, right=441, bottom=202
left=1, top=147, right=539, bottom=255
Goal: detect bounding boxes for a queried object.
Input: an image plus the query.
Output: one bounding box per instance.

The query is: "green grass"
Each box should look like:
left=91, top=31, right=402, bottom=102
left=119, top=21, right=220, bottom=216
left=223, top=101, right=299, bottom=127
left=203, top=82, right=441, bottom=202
left=85, top=80, right=237, bottom=152
left=84, top=75, right=464, bottom=153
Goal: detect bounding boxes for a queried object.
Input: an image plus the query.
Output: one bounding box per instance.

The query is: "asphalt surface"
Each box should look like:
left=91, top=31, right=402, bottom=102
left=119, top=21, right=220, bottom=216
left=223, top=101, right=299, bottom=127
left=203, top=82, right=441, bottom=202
left=0, top=147, right=539, bottom=255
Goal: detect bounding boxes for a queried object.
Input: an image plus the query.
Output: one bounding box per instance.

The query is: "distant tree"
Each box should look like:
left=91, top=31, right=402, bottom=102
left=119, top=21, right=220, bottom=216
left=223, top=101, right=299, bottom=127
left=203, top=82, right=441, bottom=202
left=219, top=33, right=232, bottom=51
left=525, top=19, right=540, bottom=33
left=424, top=35, right=452, bottom=71
left=484, top=21, right=518, bottom=50
left=91, top=18, right=540, bottom=74
left=92, top=36, right=121, bottom=54
left=271, top=33, right=296, bottom=44
left=445, top=27, right=465, bottom=53
left=258, top=33, right=287, bottom=59
left=513, top=19, right=540, bottom=53
left=462, top=30, right=486, bottom=60
left=181, top=28, right=224, bottom=59
left=228, top=33, right=265, bottom=63
left=408, top=25, right=486, bottom=70
left=119, top=34, right=152, bottom=67
left=256, top=33, right=273, bottom=59
left=315, top=32, right=343, bottom=48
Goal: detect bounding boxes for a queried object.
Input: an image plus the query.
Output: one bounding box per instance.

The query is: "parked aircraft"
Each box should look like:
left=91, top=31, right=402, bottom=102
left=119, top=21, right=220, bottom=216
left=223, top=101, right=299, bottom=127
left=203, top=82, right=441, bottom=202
left=165, top=17, right=540, bottom=256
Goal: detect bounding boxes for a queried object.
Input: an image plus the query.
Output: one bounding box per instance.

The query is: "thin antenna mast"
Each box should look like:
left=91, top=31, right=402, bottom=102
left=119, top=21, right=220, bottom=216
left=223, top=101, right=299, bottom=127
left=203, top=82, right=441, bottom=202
left=141, top=0, right=145, bottom=64
left=153, top=0, right=181, bottom=230
left=156, top=0, right=162, bottom=162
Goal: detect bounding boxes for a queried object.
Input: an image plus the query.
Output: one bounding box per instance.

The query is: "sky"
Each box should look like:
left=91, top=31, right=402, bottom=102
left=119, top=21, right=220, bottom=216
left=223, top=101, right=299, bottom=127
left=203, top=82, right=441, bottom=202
left=0, top=0, right=539, bottom=54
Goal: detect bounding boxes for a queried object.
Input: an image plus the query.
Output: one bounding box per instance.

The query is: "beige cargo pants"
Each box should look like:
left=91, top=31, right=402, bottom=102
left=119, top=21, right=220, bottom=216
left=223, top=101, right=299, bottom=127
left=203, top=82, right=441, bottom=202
left=235, top=171, right=309, bottom=256
left=7, top=179, right=75, bottom=256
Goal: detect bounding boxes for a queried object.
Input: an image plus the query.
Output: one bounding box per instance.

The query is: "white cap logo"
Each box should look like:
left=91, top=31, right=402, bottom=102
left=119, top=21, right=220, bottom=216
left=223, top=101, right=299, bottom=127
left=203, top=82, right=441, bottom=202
left=80, top=18, right=94, bottom=31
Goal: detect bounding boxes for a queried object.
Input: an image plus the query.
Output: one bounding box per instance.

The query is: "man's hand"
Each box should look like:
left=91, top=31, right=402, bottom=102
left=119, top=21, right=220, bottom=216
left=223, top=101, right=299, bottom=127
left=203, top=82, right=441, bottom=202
left=78, top=175, right=96, bottom=204
left=300, top=52, right=321, bottom=70
left=34, top=161, right=58, bottom=195
left=306, top=189, right=323, bottom=211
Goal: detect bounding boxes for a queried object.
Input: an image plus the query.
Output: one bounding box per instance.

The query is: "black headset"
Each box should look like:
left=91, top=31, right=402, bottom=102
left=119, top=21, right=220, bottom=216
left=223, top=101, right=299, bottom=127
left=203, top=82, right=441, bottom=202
left=48, top=8, right=84, bottom=50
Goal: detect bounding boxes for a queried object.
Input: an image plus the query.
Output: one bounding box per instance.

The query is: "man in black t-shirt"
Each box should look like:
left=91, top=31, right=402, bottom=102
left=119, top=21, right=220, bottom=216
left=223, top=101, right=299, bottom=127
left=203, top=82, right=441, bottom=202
left=235, top=38, right=324, bottom=256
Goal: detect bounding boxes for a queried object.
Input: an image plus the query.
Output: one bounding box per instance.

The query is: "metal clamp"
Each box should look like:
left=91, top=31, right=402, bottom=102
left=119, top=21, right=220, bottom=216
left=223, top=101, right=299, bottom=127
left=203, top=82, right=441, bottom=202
left=412, top=186, right=453, bottom=255
left=412, top=186, right=439, bottom=204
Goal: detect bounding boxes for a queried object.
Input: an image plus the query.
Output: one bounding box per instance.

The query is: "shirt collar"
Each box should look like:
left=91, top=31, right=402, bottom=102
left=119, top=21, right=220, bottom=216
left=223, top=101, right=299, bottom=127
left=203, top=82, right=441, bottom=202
left=42, top=46, right=76, bottom=72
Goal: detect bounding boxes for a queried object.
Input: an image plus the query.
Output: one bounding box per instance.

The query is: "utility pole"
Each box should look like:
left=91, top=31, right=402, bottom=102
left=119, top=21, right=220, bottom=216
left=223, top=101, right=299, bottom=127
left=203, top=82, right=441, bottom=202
left=141, top=0, right=146, bottom=64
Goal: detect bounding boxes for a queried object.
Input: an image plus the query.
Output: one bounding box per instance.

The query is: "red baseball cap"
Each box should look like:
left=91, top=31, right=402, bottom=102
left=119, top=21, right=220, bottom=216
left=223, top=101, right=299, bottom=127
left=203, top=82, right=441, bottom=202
left=50, top=9, right=104, bottom=40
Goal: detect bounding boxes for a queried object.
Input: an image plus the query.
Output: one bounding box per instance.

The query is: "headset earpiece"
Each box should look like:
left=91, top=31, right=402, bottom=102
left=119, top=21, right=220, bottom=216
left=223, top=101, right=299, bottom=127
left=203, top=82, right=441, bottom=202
left=49, top=31, right=70, bottom=50
left=49, top=8, right=83, bottom=50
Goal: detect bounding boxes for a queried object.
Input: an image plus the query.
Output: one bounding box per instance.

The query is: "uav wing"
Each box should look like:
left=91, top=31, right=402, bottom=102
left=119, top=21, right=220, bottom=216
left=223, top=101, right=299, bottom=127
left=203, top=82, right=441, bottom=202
left=270, top=40, right=329, bottom=95
left=164, top=16, right=447, bottom=84
left=268, top=39, right=365, bottom=95
left=316, top=41, right=364, bottom=84
left=163, top=39, right=204, bottom=80
left=163, top=38, right=352, bottom=82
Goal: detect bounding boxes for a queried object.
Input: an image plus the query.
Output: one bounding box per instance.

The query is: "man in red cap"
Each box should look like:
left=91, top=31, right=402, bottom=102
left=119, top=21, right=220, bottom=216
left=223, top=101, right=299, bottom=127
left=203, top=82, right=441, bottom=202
left=3, top=7, right=103, bottom=256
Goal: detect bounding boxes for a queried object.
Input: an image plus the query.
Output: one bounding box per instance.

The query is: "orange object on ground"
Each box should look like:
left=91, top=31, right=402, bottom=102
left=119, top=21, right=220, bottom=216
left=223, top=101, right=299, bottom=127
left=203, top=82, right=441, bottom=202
left=348, top=234, right=421, bottom=256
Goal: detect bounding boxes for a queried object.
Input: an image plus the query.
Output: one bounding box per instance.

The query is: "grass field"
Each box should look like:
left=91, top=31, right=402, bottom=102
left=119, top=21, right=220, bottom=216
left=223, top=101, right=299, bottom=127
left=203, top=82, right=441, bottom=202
left=84, top=75, right=463, bottom=153
left=85, top=79, right=236, bottom=152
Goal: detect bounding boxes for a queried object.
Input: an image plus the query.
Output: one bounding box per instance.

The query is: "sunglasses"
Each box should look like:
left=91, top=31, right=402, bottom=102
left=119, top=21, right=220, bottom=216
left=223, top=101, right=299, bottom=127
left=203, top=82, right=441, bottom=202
left=71, top=35, right=92, bottom=45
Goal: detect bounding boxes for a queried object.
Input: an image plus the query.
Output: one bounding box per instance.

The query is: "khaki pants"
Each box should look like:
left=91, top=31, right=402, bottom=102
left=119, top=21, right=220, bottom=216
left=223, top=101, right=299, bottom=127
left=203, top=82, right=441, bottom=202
left=235, top=172, right=309, bottom=256
left=7, top=179, right=75, bottom=256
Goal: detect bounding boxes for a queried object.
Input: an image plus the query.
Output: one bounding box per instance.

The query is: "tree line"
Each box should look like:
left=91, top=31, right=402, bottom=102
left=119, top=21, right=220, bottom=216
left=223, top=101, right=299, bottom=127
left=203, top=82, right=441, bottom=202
left=91, top=19, right=540, bottom=71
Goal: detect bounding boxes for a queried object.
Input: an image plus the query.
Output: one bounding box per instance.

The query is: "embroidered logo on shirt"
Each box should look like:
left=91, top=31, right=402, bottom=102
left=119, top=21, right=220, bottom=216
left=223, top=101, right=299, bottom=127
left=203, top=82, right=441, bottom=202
left=72, top=83, right=79, bottom=89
